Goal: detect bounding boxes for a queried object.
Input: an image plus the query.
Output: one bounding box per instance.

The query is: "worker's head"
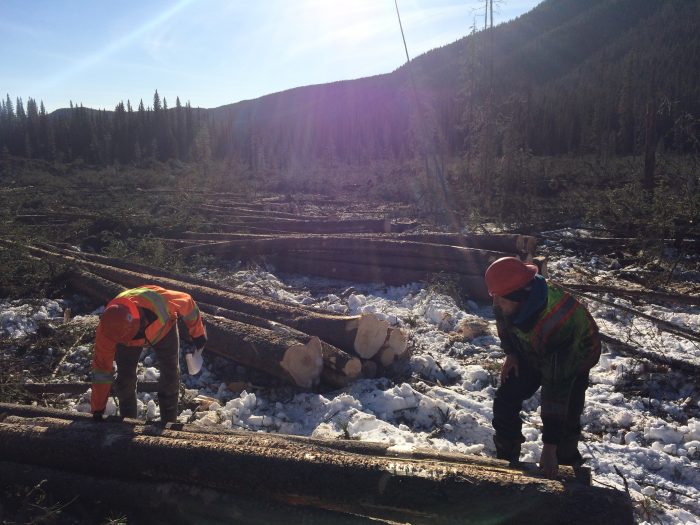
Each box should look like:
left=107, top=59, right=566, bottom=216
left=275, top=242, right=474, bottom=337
left=100, top=299, right=140, bottom=343
left=485, top=257, right=539, bottom=315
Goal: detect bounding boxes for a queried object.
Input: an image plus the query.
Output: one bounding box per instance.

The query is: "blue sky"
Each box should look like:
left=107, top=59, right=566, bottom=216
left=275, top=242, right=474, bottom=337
left=2, top=0, right=541, bottom=112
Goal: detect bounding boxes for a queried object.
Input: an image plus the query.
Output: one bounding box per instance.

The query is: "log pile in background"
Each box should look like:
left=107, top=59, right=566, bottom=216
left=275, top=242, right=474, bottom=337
left=174, top=233, right=537, bottom=301
left=0, top=403, right=634, bottom=525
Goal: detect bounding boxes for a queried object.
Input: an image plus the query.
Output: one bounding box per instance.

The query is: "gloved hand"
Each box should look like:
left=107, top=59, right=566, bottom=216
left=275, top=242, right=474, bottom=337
left=193, top=335, right=207, bottom=351
left=93, top=410, right=105, bottom=422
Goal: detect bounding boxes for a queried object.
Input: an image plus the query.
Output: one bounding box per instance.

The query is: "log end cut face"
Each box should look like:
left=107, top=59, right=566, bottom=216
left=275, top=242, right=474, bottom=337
left=280, top=336, right=324, bottom=389
left=353, top=314, right=391, bottom=359
left=378, top=328, right=408, bottom=367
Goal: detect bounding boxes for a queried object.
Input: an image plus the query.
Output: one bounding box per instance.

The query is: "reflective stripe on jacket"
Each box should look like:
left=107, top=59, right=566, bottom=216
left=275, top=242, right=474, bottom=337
left=499, top=286, right=601, bottom=435
left=91, top=285, right=206, bottom=413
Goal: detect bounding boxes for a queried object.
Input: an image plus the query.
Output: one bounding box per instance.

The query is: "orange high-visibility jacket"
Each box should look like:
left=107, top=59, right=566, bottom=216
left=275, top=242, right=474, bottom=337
left=91, top=285, right=206, bottom=413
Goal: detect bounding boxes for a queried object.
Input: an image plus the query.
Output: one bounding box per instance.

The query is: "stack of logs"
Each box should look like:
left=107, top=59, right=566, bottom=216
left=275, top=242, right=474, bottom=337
left=171, top=232, right=538, bottom=301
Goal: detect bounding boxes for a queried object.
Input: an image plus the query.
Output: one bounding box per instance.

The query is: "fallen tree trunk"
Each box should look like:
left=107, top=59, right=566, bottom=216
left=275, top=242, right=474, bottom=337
left=202, top=315, right=324, bottom=389
left=0, top=406, right=634, bottom=525
left=208, top=217, right=392, bottom=234
left=11, top=381, right=160, bottom=395
left=200, top=303, right=363, bottom=386
left=176, top=236, right=508, bottom=274
left=394, top=232, right=537, bottom=257
left=559, top=282, right=700, bottom=306
left=600, top=333, right=700, bottom=376
left=0, top=460, right=372, bottom=525
left=270, top=256, right=491, bottom=301
left=199, top=204, right=313, bottom=220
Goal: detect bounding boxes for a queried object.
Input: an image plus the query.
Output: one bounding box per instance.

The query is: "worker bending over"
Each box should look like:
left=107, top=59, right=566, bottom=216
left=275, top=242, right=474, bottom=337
left=91, top=285, right=207, bottom=423
left=485, top=257, right=600, bottom=478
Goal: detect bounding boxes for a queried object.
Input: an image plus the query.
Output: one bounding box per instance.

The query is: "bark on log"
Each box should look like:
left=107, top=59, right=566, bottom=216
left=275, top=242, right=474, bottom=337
left=0, top=461, right=374, bottom=525
left=176, top=236, right=508, bottom=274
left=11, top=381, right=159, bottom=395
left=285, top=249, right=499, bottom=275
left=199, top=303, right=363, bottom=385
left=560, top=282, right=700, bottom=306
left=199, top=204, right=313, bottom=220
left=271, top=256, right=491, bottom=301
left=204, top=315, right=324, bottom=389
left=394, top=232, right=537, bottom=257
left=206, top=217, right=392, bottom=234
left=0, top=406, right=634, bottom=525
left=48, top=250, right=394, bottom=360
left=600, top=333, right=700, bottom=376
left=173, top=231, right=534, bottom=256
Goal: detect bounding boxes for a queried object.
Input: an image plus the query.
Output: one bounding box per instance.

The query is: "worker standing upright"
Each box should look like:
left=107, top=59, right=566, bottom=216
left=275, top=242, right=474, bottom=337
left=484, top=257, right=601, bottom=479
left=90, top=285, right=207, bottom=423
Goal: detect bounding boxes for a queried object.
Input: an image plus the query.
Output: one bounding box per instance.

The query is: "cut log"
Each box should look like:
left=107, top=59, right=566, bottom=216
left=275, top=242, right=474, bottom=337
left=199, top=204, right=313, bottom=220
left=0, top=405, right=635, bottom=525
left=173, top=231, right=535, bottom=257
left=12, top=381, right=159, bottom=395
left=560, top=282, right=700, bottom=306
left=376, top=328, right=409, bottom=368
left=394, top=232, right=537, bottom=257
left=600, top=333, right=700, bottom=376
left=0, top=461, right=373, bottom=525
left=206, top=217, right=392, bottom=234
left=353, top=313, right=391, bottom=359
left=283, top=248, right=499, bottom=275
left=176, top=236, right=508, bottom=275
left=271, top=257, right=491, bottom=301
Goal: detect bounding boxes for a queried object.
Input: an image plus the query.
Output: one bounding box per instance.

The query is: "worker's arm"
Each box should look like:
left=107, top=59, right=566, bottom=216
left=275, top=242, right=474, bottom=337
left=164, top=290, right=207, bottom=348
left=90, top=326, right=117, bottom=416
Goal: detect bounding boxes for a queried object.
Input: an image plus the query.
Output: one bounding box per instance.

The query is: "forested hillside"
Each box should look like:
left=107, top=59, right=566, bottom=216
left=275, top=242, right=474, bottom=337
left=1, top=0, right=698, bottom=228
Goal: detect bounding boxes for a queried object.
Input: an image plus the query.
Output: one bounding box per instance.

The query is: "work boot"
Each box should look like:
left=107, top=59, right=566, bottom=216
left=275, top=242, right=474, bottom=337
left=557, top=441, right=583, bottom=467
left=494, top=435, right=521, bottom=465
left=117, top=395, right=137, bottom=419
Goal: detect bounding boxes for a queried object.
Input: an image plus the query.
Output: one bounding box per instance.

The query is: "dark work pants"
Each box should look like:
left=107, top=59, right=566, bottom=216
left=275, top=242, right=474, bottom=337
left=113, top=324, right=181, bottom=423
left=492, top=355, right=589, bottom=465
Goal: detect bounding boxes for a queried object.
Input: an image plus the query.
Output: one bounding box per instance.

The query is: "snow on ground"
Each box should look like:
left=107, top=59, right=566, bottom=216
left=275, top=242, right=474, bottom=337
left=2, top=253, right=699, bottom=525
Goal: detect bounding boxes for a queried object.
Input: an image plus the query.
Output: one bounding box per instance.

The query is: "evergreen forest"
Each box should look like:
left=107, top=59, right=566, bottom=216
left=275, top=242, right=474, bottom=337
left=1, top=0, right=698, bottom=234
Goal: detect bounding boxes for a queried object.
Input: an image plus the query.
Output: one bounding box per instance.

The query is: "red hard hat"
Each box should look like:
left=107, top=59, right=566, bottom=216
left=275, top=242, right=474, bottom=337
left=101, top=299, right=140, bottom=343
left=484, top=257, right=538, bottom=297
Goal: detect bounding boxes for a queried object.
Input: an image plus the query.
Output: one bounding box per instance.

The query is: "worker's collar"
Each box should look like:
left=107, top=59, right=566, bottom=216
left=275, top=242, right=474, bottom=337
left=512, top=275, right=548, bottom=329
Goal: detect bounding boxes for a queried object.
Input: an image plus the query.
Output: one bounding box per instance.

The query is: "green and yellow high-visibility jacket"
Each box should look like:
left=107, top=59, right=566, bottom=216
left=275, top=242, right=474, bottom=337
left=497, top=286, right=601, bottom=444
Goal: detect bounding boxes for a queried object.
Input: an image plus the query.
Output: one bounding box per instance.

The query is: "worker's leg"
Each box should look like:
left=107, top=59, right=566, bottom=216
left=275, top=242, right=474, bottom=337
left=492, top=357, right=541, bottom=463
left=114, top=345, right=142, bottom=418
left=153, top=324, right=180, bottom=423
left=557, top=372, right=589, bottom=466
